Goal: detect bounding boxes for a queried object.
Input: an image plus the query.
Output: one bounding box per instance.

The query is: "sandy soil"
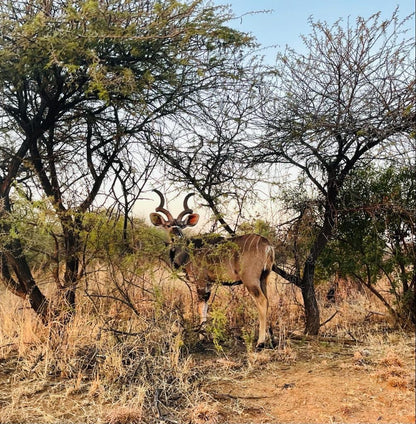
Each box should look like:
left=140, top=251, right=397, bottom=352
left=197, top=337, right=415, bottom=424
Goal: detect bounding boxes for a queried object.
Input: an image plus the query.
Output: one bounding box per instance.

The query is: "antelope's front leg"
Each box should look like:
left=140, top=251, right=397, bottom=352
left=196, top=285, right=211, bottom=337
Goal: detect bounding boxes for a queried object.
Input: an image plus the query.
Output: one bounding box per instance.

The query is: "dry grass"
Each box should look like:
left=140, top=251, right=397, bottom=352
left=375, top=351, right=413, bottom=390
left=0, top=264, right=414, bottom=423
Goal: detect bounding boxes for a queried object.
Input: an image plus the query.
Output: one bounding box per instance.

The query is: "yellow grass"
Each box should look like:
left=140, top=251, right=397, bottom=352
left=0, top=265, right=414, bottom=423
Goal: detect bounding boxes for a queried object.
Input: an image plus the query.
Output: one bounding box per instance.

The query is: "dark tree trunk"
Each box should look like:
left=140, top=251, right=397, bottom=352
left=301, top=260, right=320, bottom=335
left=1, top=151, right=50, bottom=321
left=1, top=244, right=49, bottom=322
left=60, top=215, right=83, bottom=316
left=298, top=176, right=339, bottom=335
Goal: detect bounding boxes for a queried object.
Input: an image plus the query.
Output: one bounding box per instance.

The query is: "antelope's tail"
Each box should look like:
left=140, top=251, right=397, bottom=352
left=264, top=245, right=275, bottom=272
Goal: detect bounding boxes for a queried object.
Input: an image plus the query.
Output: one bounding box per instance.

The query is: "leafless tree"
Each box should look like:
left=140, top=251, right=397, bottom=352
left=147, top=62, right=265, bottom=235
left=253, top=9, right=415, bottom=334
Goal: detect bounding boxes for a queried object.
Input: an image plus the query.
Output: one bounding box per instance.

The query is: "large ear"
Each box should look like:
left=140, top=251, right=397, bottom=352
left=184, top=213, right=199, bottom=227
left=150, top=212, right=166, bottom=227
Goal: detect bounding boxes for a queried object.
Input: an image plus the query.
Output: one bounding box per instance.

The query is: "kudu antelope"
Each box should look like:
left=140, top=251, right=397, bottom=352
left=150, top=190, right=275, bottom=348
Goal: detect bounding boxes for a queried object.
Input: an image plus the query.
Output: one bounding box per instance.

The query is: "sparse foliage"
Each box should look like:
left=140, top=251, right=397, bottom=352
left=253, top=9, right=415, bottom=333
left=147, top=59, right=263, bottom=235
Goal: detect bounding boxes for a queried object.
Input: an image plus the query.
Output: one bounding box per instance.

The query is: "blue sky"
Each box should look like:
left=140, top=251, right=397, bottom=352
left=141, top=1, right=414, bottom=219
left=214, top=1, right=415, bottom=60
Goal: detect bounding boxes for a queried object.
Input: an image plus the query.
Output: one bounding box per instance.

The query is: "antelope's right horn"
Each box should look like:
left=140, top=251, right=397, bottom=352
left=153, top=189, right=174, bottom=221
left=177, top=193, right=195, bottom=221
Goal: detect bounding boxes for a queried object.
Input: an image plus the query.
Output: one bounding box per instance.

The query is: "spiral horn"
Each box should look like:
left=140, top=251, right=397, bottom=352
left=152, top=189, right=174, bottom=222
left=177, top=193, right=195, bottom=221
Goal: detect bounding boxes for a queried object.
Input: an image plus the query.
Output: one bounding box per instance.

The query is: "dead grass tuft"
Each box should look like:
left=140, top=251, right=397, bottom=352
left=105, top=406, right=143, bottom=424
left=385, top=376, right=411, bottom=389
left=379, top=350, right=404, bottom=368
left=339, top=403, right=359, bottom=416
left=189, top=402, right=221, bottom=424
left=374, top=350, right=413, bottom=390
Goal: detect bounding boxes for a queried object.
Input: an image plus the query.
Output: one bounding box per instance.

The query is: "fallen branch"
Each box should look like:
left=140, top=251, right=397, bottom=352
left=364, top=310, right=386, bottom=321
left=211, top=392, right=274, bottom=401
left=287, top=332, right=361, bottom=345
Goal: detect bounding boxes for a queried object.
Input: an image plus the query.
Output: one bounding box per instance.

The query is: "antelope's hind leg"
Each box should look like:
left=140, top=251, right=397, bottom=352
left=246, top=278, right=269, bottom=349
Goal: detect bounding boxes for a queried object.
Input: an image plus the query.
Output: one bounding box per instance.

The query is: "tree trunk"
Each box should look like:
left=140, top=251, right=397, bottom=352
left=299, top=177, right=338, bottom=335
left=1, top=245, right=49, bottom=322
left=301, top=260, right=320, bottom=335
left=59, top=214, right=84, bottom=319
left=1, top=185, right=50, bottom=321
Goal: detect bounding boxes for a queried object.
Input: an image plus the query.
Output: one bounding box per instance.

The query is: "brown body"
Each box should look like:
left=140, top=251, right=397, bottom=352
left=178, top=234, right=274, bottom=347
left=150, top=191, right=274, bottom=347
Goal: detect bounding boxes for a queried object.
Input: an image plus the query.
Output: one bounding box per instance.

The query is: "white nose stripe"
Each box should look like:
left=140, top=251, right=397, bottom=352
left=171, top=226, right=184, bottom=237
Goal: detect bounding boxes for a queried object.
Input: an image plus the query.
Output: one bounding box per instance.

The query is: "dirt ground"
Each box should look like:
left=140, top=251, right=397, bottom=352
left=195, top=335, right=415, bottom=424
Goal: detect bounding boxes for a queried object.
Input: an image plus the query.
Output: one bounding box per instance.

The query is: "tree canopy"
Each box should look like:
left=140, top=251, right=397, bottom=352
left=0, top=0, right=254, bottom=318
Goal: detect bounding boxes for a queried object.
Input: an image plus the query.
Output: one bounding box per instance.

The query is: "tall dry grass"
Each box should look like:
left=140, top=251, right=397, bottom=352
left=0, top=256, right=412, bottom=423
left=0, top=258, right=203, bottom=423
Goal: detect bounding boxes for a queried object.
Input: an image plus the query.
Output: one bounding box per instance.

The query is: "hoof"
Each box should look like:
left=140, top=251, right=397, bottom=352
left=255, top=338, right=275, bottom=351
left=255, top=342, right=265, bottom=351
left=196, top=323, right=207, bottom=341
